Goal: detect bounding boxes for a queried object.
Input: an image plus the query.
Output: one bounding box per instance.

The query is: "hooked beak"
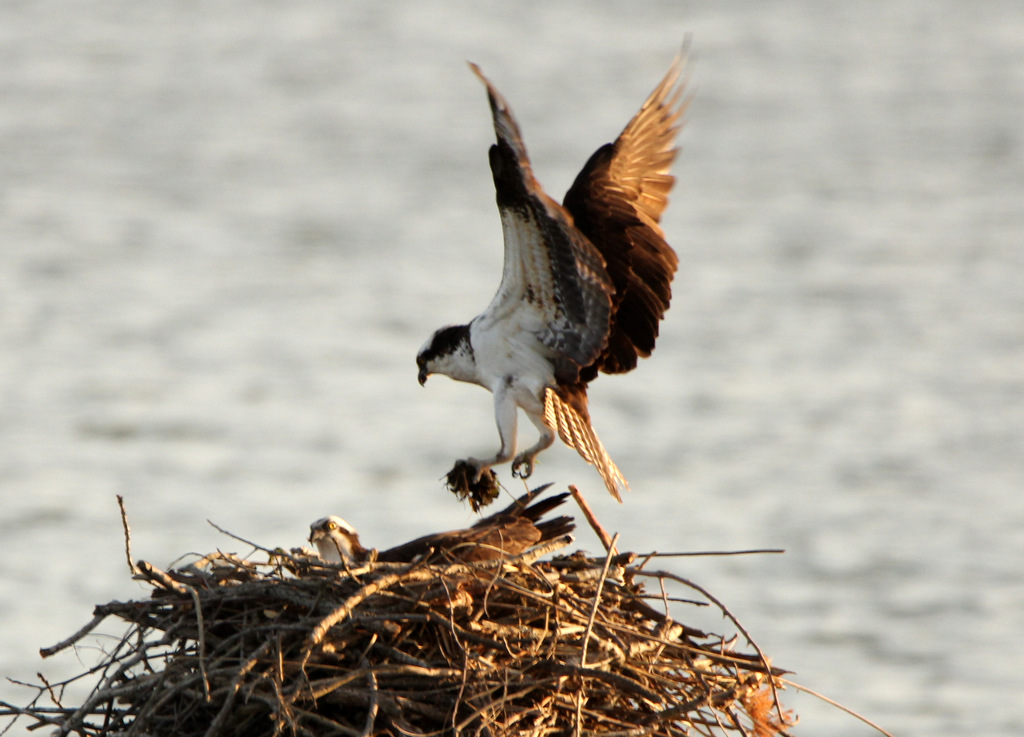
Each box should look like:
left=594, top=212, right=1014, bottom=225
left=418, top=368, right=429, bottom=386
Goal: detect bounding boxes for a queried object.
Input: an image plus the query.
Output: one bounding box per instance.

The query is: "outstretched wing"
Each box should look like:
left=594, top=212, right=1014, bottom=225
left=470, top=64, right=614, bottom=384
left=563, top=49, right=690, bottom=378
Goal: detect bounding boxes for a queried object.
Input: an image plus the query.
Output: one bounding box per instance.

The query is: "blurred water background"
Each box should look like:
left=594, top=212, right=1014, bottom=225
left=2, top=1, right=1022, bottom=735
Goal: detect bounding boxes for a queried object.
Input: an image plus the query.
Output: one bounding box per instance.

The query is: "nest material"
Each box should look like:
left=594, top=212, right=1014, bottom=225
left=445, top=460, right=502, bottom=511
left=2, top=527, right=795, bottom=737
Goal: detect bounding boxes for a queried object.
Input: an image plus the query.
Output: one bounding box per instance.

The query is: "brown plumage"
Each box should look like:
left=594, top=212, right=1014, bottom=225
left=377, top=485, right=575, bottom=564
left=563, top=54, right=688, bottom=380
left=547, top=50, right=690, bottom=499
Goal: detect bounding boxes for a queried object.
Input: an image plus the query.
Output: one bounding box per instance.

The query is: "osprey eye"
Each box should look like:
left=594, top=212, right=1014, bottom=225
left=327, top=522, right=337, bottom=531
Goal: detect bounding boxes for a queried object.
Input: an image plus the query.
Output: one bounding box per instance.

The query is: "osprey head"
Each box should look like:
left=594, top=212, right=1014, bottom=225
left=309, top=515, right=363, bottom=564
left=416, top=324, right=475, bottom=386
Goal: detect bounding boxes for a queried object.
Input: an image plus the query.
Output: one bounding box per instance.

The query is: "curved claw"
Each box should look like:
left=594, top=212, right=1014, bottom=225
left=512, top=453, right=535, bottom=479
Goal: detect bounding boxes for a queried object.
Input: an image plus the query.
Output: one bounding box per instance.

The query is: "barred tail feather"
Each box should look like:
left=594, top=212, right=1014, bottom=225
left=544, top=388, right=629, bottom=502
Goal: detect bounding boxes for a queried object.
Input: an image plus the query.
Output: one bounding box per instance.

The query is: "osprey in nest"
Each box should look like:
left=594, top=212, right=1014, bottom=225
left=417, top=51, right=689, bottom=507
left=309, top=486, right=575, bottom=565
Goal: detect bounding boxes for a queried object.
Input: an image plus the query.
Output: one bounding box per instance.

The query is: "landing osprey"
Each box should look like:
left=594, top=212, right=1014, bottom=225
left=417, top=51, right=689, bottom=502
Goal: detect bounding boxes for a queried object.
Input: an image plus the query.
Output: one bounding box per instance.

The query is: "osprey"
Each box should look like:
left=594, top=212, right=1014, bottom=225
left=417, top=51, right=689, bottom=502
left=308, top=486, right=575, bottom=565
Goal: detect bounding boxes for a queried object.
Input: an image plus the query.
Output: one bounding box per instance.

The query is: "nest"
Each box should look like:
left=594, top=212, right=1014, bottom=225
left=2, top=495, right=797, bottom=737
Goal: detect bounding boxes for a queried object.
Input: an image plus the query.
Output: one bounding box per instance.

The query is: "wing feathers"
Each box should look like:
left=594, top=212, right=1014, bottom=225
left=564, top=49, right=690, bottom=377
left=472, top=64, right=615, bottom=380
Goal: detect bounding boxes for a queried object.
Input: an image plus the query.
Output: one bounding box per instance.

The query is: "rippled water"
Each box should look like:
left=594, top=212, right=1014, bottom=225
left=2, top=2, right=1022, bottom=735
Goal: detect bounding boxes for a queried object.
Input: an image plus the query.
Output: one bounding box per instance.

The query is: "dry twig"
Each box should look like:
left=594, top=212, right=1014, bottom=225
left=1, top=488, right=885, bottom=737
left=1, top=542, right=799, bottom=737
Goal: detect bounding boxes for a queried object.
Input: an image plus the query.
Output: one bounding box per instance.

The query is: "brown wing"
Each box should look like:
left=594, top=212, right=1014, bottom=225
left=471, top=485, right=568, bottom=527
left=562, top=49, right=691, bottom=379
left=378, top=488, right=574, bottom=563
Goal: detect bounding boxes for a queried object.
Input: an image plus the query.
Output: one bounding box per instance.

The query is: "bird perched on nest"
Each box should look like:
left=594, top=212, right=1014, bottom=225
left=309, top=486, right=575, bottom=565
left=307, top=515, right=365, bottom=564
left=416, top=49, right=689, bottom=506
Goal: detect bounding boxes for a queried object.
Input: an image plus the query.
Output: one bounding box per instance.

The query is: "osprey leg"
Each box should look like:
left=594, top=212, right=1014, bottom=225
left=465, top=383, right=519, bottom=482
left=512, top=407, right=556, bottom=479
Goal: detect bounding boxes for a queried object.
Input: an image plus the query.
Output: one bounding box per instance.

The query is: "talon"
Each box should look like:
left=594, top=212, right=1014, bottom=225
left=512, top=454, right=535, bottom=479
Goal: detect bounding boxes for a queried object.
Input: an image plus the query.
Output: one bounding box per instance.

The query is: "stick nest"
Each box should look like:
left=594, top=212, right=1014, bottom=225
left=3, top=534, right=795, bottom=736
